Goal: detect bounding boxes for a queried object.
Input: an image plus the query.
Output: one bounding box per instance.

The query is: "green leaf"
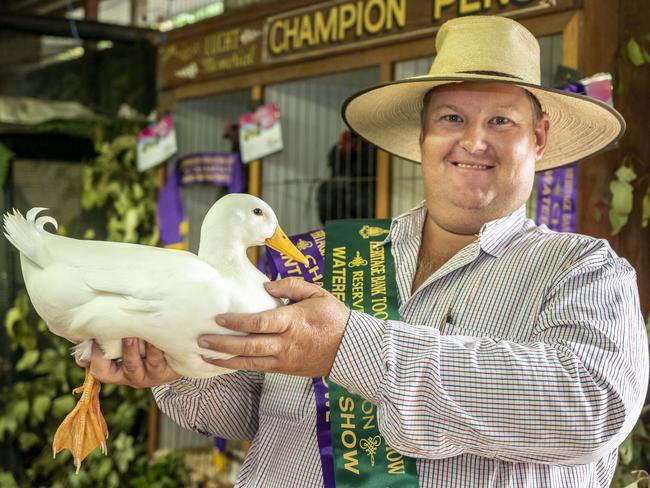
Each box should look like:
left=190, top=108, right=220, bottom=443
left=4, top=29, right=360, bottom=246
left=642, top=183, right=650, bottom=228
left=615, top=165, right=637, bottom=184
left=113, top=433, right=135, bottom=473
left=5, top=307, right=23, bottom=339
left=16, top=350, right=40, bottom=371
left=32, top=348, right=58, bottom=374
left=107, top=471, right=120, bottom=488
left=18, top=432, right=40, bottom=451
left=132, top=182, right=144, bottom=200
left=0, top=471, right=19, bottom=488
left=0, top=417, right=18, bottom=441
left=9, top=399, right=29, bottom=423
left=609, top=208, right=628, bottom=235
left=626, top=38, right=646, bottom=66
left=31, top=394, right=51, bottom=424
left=95, top=457, right=114, bottom=480
left=37, top=319, right=47, bottom=333
left=610, top=178, right=634, bottom=234
left=52, top=395, right=76, bottom=418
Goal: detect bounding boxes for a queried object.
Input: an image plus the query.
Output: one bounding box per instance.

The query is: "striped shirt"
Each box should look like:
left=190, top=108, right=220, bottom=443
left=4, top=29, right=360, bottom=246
left=153, top=202, right=648, bottom=487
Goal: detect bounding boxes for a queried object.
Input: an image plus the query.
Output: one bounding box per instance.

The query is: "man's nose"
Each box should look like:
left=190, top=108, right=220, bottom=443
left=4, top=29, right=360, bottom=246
left=459, top=122, right=488, bottom=153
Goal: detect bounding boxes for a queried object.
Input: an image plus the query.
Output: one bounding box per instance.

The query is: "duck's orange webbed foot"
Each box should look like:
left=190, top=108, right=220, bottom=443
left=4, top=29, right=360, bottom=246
left=52, top=369, right=109, bottom=473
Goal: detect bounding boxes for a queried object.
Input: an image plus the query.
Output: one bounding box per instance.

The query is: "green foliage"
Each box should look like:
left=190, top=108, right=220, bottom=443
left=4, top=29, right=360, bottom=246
left=624, top=38, right=650, bottom=67
left=81, top=133, right=159, bottom=246
left=609, top=162, right=637, bottom=235
left=128, top=454, right=193, bottom=488
left=0, top=133, right=190, bottom=486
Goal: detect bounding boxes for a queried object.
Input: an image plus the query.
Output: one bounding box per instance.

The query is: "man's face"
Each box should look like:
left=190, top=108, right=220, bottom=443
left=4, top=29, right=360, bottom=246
left=419, top=83, right=549, bottom=234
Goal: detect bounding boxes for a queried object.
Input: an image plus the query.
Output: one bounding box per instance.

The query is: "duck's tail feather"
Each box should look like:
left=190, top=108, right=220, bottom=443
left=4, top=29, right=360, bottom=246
left=3, top=208, right=58, bottom=268
left=71, top=340, right=94, bottom=363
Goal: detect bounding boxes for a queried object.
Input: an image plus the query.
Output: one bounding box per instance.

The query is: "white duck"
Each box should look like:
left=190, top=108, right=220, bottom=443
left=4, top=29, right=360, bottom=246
left=2, top=193, right=308, bottom=472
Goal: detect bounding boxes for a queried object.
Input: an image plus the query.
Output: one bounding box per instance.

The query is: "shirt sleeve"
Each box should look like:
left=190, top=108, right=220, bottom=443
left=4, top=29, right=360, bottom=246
left=152, top=371, right=264, bottom=440
left=329, top=245, right=648, bottom=465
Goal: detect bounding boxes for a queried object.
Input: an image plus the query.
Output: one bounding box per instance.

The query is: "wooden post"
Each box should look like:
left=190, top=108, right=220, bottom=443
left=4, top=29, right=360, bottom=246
left=130, top=0, right=148, bottom=26
left=247, top=85, right=264, bottom=264
left=248, top=85, right=264, bottom=198
left=148, top=399, right=159, bottom=458
left=375, top=61, right=393, bottom=218
left=562, top=11, right=582, bottom=70
left=83, top=0, right=98, bottom=51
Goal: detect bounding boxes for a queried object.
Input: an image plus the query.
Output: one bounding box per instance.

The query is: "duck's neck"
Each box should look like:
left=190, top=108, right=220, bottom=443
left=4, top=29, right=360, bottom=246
left=198, top=230, right=255, bottom=272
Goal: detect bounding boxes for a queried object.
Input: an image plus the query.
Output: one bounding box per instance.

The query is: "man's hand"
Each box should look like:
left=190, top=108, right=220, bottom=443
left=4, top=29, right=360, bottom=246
left=76, top=339, right=181, bottom=388
left=199, top=278, right=351, bottom=377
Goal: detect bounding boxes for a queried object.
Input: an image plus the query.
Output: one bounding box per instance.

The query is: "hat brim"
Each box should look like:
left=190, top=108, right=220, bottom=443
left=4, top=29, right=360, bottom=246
left=342, top=74, right=625, bottom=171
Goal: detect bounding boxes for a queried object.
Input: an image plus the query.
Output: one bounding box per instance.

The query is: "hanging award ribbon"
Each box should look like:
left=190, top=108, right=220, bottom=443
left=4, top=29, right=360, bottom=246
left=324, top=219, right=419, bottom=488
left=267, top=221, right=419, bottom=487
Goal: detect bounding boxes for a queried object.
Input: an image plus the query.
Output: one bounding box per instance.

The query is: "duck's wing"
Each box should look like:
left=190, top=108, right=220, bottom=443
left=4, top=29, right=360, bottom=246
left=40, top=253, right=225, bottom=345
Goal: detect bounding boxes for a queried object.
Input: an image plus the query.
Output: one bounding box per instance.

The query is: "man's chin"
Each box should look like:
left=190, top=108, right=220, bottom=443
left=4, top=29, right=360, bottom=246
left=451, top=198, right=492, bottom=211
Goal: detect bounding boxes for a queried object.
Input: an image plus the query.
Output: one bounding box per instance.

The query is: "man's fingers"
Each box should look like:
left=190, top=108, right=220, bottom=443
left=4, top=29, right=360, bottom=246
left=143, top=341, right=165, bottom=371
left=216, top=311, right=286, bottom=334
left=264, top=277, right=326, bottom=302
left=88, top=342, right=124, bottom=383
left=121, top=338, right=146, bottom=383
left=202, top=354, right=280, bottom=373
left=199, top=334, right=282, bottom=357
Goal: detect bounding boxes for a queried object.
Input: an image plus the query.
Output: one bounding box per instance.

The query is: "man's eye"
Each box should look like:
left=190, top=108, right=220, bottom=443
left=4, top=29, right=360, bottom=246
left=442, top=114, right=463, bottom=123
left=491, top=116, right=510, bottom=125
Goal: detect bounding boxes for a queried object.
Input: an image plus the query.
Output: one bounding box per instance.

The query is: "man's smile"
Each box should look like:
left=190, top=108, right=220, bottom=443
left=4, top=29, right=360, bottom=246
left=450, top=161, right=496, bottom=170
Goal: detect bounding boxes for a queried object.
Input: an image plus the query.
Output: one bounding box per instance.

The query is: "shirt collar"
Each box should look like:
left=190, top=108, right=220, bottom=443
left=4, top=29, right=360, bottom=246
left=477, top=206, right=527, bottom=257
left=384, top=201, right=527, bottom=258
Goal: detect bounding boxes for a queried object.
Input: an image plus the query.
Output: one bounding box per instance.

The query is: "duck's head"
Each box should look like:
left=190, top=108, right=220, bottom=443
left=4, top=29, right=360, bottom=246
left=202, top=193, right=308, bottom=265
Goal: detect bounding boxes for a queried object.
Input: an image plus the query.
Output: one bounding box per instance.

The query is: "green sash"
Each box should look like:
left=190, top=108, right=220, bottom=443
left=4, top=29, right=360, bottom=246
left=324, top=219, right=419, bottom=487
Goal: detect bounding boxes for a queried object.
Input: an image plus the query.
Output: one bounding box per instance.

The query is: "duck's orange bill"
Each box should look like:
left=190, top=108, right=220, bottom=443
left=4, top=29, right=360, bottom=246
left=265, top=226, right=309, bottom=266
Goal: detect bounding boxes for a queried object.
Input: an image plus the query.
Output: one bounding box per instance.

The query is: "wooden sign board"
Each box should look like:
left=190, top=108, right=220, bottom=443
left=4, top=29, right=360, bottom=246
left=159, top=0, right=578, bottom=89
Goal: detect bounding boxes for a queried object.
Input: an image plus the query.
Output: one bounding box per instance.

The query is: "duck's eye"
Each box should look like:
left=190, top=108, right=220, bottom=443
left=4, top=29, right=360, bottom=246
left=253, top=208, right=263, bottom=216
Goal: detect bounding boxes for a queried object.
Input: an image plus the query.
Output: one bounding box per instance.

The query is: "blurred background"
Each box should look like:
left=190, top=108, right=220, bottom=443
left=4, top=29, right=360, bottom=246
left=0, top=0, right=648, bottom=487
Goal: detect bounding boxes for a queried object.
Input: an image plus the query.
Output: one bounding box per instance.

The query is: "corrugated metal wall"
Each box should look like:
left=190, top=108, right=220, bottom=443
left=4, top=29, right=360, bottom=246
left=390, top=33, right=563, bottom=217
left=158, top=88, right=251, bottom=451
left=263, top=67, right=379, bottom=236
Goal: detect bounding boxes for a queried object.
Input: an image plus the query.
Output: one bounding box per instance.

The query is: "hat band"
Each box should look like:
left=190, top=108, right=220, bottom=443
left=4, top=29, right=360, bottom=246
left=458, top=70, right=524, bottom=80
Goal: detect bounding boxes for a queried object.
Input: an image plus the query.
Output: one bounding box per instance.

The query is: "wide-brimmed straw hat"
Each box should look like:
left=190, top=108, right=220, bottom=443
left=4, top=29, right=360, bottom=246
left=342, top=16, right=625, bottom=171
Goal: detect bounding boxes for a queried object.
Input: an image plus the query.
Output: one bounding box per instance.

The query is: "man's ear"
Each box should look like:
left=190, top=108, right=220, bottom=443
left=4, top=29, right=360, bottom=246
left=534, top=114, right=551, bottom=161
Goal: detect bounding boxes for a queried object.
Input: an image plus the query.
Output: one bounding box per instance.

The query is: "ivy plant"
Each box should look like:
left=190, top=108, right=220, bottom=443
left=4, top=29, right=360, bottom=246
left=608, top=35, right=650, bottom=234
left=0, top=131, right=192, bottom=487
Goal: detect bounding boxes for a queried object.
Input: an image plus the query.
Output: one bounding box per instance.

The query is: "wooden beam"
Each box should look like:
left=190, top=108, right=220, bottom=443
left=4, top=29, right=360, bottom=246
left=147, top=399, right=159, bottom=458
left=247, top=85, right=263, bottom=265
left=375, top=61, right=392, bottom=219
left=248, top=85, right=263, bottom=198
left=130, top=0, right=147, bottom=27
left=83, top=0, right=98, bottom=21
left=562, top=10, right=582, bottom=70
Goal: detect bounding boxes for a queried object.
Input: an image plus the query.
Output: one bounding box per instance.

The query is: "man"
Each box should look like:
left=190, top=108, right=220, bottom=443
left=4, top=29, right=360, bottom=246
left=82, top=16, right=648, bottom=487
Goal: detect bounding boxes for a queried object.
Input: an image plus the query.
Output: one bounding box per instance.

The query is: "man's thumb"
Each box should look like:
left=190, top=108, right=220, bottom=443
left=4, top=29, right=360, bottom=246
left=264, top=277, right=325, bottom=302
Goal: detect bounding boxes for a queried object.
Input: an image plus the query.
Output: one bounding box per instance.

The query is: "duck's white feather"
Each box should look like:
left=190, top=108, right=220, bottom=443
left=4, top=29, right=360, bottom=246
left=3, top=194, right=284, bottom=379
